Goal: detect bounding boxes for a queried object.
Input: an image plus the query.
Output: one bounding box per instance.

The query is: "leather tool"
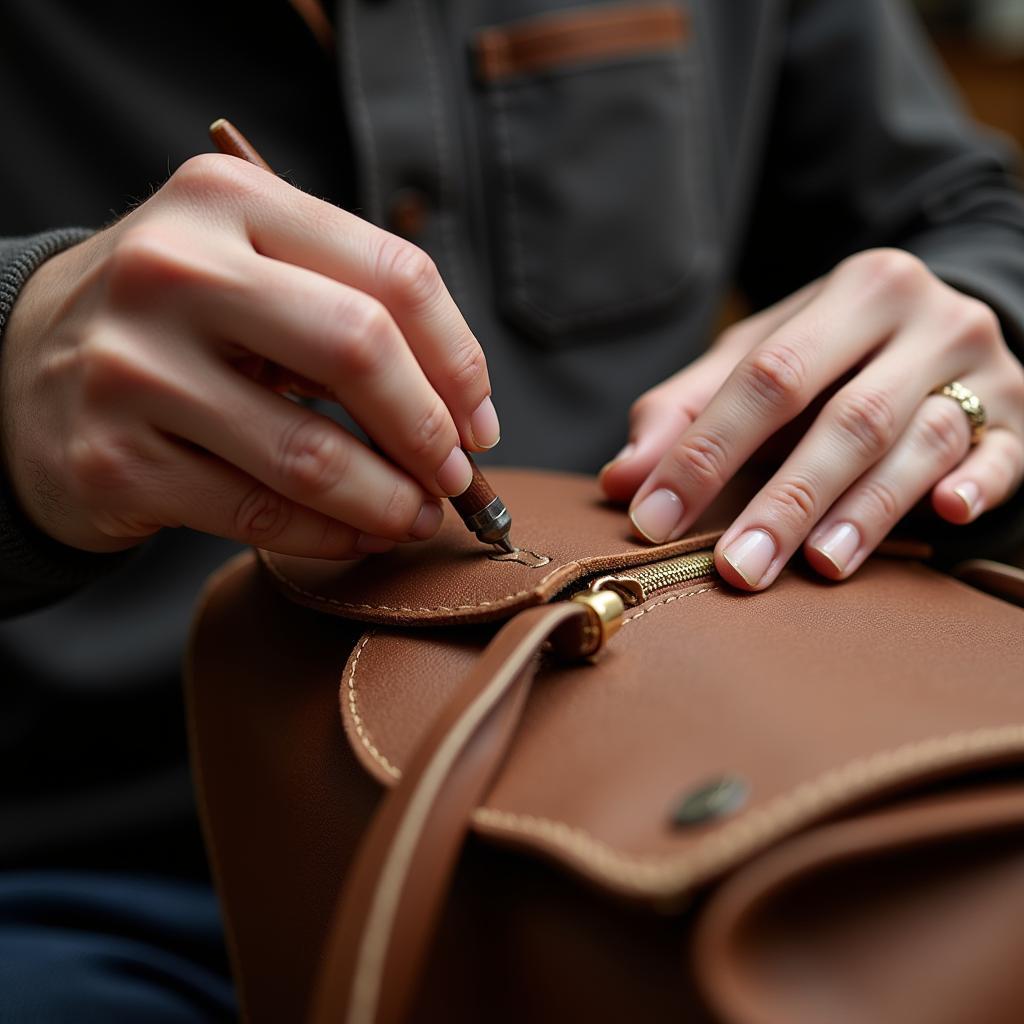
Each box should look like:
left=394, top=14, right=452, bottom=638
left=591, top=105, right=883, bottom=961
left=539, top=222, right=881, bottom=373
left=208, top=117, right=516, bottom=555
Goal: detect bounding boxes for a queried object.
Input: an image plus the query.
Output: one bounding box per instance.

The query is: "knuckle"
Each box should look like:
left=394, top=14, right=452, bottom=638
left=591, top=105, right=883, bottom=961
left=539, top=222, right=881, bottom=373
left=76, top=331, right=149, bottom=403
left=915, top=401, right=969, bottom=464
left=276, top=418, right=347, bottom=497
left=234, top=484, right=292, bottom=545
left=947, top=298, right=1001, bottom=353
left=846, top=248, right=928, bottom=299
left=831, top=389, right=897, bottom=458
left=337, top=297, right=394, bottom=377
left=629, top=390, right=662, bottom=427
left=407, top=399, right=452, bottom=459
left=376, top=479, right=422, bottom=537
left=65, top=432, right=138, bottom=500
left=169, top=152, right=263, bottom=204
left=665, top=430, right=730, bottom=488
left=743, top=344, right=809, bottom=410
left=315, top=519, right=358, bottom=560
left=859, top=477, right=901, bottom=522
left=105, top=226, right=188, bottom=296
left=762, top=476, right=819, bottom=530
left=446, top=342, right=487, bottom=394
left=376, top=236, right=441, bottom=311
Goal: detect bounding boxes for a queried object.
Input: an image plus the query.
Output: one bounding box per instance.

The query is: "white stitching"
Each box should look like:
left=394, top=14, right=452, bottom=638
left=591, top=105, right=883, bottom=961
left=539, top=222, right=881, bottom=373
left=471, top=725, right=1024, bottom=895
left=263, top=550, right=580, bottom=613
left=345, top=633, right=401, bottom=779
left=620, top=583, right=719, bottom=626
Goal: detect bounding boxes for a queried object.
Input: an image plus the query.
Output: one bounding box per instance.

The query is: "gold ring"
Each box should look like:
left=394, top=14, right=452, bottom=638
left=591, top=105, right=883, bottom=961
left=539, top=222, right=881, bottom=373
left=931, top=380, right=987, bottom=446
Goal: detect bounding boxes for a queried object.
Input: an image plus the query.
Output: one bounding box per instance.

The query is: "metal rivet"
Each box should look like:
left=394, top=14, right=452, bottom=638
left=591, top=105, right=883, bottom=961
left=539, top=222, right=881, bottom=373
left=671, top=775, right=749, bottom=828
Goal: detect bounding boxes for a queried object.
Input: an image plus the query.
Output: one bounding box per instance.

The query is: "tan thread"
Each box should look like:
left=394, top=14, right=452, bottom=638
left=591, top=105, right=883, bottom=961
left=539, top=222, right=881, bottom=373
left=345, top=633, right=401, bottom=779
left=344, top=605, right=1024, bottom=898
left=621, top=584, right=719, bottom=626
left=471, top=725, right=1024, bottom=897
left=263, top=550, right=580, bottom=614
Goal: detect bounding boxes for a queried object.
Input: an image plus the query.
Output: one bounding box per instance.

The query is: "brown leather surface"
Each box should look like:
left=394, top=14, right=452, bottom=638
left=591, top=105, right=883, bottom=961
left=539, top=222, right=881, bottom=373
left=187, top=552, right=376, bottom=1024
left=695, top=784, right=1024, bottom=1024
left=341, top=558, right=1024, bottom=902
left=952, top=558, right=1024, bottom=607
left=188, top=468, right=1024, bottom=1022
left=310, top=602, right=590, bottom=1024
left=261, top=469, right=730, bottom=625
left=474, top=1, right=688, bottom=83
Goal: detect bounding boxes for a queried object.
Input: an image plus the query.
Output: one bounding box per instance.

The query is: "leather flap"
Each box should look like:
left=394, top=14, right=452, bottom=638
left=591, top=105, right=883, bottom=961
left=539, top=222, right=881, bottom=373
left=340, top=557, right=1024, bottom=904
left=259, top=469, right=732, bottom=625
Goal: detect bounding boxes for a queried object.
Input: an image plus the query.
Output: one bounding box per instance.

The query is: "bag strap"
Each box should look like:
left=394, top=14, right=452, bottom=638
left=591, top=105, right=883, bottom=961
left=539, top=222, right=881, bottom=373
left=308, top=600, right=599, bottom=1024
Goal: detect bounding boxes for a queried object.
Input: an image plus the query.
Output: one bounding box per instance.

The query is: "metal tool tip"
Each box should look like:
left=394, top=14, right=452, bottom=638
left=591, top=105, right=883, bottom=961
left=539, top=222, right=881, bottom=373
left=495, top=536, right=515, bottom=555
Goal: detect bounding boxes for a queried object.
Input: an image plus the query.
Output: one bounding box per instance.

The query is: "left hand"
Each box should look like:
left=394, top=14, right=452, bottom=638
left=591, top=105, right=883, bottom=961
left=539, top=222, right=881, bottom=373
left=600, top=249, right=1024, bottom=589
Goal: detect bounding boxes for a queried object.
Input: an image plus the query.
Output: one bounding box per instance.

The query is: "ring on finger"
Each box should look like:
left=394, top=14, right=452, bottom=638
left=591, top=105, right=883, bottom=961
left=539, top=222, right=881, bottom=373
left=930, top=380, right=987, bottom=446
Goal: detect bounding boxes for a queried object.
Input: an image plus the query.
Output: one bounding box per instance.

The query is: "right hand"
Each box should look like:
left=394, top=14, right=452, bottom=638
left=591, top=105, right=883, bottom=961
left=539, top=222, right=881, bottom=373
left=0, top=154, right=500, bottom=558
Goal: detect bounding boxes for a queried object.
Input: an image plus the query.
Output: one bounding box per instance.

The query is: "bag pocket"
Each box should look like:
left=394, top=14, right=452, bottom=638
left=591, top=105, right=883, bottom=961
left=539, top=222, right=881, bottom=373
left=472, top=1, right=713, bottom=342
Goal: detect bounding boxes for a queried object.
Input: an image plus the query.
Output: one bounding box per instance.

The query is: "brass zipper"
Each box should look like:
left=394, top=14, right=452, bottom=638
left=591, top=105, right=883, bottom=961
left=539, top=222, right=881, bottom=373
left=589, top=549, right=717, bottom=607
left=568, top=550, right=717, bottom=656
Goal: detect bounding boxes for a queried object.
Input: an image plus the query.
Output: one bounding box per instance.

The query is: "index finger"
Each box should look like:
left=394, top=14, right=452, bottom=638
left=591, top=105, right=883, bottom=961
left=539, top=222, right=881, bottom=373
left=178, top=156, right=498, bottom=451
left=627, top=272, right=908, bottom=543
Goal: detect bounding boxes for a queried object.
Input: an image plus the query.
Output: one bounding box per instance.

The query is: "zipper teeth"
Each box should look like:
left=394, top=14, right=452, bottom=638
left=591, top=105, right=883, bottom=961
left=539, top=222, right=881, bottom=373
left=618, top=551, right=716, bottom=597
left=590, top=549, right=717, bottom=604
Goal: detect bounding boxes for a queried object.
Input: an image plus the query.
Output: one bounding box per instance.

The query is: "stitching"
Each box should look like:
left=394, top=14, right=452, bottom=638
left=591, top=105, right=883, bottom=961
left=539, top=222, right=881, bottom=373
left=492, top=83, right=531, bottom=312
left=470, top=725, right=1024, bottom=894
left=620, top=583, right=718, bottom=626
left=412, top=0, right=466, bottom=308
left=262, top=550, right=583, bottom=613
left=345, top=584, right=718, bottom=777
left=341, top=0, right=382, bottom=223
left=346, top=633, right=401, bottom=779
left=487, top=53, right=707, bottom=328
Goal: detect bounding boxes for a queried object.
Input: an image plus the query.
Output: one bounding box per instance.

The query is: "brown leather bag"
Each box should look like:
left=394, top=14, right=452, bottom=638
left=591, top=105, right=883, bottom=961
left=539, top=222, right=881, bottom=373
left=187, top=468, right=1024, bottom=1024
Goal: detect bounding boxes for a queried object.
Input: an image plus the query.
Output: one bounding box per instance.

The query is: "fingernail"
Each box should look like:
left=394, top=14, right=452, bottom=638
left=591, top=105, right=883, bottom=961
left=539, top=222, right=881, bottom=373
left=722, top=529, right=776, bottom=587
left=410, top=501, right=443, bottom=540
left=953, top=481, right=980, bottom=518
left=630, top=488, right=685, bottom=543
left=469, top=397, right=501, bottom=449
left=600, top=443, right=636, bottom=477
left=436, top=447, right=473, bottom=496
left=355, top=533, right=397, bottom=555
left=811, top=522, right=860, bottom=575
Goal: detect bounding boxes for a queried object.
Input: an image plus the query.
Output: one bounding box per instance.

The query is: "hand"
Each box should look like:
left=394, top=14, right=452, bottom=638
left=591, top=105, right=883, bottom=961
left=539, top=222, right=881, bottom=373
left=0, top=154, right=500, bottom=557
left=600, top=249, right=1024, bottom=589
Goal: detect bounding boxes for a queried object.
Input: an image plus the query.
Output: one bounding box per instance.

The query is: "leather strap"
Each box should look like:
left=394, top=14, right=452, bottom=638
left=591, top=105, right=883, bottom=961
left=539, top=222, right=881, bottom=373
left=308, top=601, right=593, bottom=1024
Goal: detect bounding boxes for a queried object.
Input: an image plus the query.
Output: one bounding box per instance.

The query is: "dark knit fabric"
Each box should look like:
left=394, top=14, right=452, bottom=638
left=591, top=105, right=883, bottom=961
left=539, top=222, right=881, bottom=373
left=0, top=230, right=138, bottom=613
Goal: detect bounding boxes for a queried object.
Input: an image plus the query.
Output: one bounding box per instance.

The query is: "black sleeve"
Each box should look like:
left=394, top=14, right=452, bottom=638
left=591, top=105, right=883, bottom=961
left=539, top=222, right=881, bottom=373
left=736, top=0, right=1024, bottom=564
left=0, top=229, right=132, bottom=617
left=737, top=0, right=1024, bottom=356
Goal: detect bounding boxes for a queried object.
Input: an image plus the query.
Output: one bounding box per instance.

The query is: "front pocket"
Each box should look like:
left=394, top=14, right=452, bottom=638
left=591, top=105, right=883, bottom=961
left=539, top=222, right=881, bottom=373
left=472, top=2, right=713, bottom=342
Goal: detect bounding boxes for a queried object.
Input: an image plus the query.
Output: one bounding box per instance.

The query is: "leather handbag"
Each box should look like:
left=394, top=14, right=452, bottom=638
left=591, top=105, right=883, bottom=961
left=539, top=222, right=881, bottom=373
left=186, top=468, right=1024, bottom=1024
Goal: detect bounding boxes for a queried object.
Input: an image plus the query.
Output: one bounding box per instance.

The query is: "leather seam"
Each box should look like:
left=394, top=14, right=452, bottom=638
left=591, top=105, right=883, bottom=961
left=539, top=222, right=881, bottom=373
left=620, top=583, right=719, bottom=625
left=470, top=725, right=1024, bottom=896
left=346, top=632, right=401, bottom=779
left=263, top=551, right=581, bottom=613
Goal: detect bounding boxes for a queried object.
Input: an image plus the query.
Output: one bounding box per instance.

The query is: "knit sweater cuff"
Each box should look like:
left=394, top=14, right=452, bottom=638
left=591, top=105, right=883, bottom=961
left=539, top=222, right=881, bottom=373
left=0, top=229, right=133, bottom=614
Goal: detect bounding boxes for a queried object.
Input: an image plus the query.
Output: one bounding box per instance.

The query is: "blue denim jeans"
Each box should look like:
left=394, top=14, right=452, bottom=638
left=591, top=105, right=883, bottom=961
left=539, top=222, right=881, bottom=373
left=0, top=872, right=236, bottom=1022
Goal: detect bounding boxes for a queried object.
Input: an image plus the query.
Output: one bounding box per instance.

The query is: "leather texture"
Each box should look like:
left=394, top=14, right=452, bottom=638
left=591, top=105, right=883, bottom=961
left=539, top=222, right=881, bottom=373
left=310, top=601, right=591, bottom=1024
left=261, top=468, right=733, bottom=625
left=187, top=469, right=1024, bottom=1023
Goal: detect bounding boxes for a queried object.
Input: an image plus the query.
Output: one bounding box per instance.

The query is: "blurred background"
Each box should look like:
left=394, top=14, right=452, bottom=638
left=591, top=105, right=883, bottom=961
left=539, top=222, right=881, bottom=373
left=916, top=0, right=1024, bottom=147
